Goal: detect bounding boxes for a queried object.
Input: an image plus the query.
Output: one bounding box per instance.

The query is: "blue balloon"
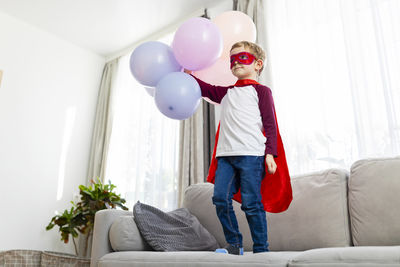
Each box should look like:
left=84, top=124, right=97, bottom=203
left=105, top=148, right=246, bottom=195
left=129, top=41, right=181, bottom=87
left=155, top=72, right=201, bottom=120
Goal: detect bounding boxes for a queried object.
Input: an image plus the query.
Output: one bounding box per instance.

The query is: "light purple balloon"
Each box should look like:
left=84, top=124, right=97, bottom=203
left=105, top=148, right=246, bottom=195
left=172, top=17, right=223, bottom=71
left=129, top=41, right=181, bottom=87
left=154, top=72, right=201, bottom=120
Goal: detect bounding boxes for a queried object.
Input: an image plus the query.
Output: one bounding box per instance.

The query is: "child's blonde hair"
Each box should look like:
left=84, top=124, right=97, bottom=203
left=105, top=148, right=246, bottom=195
left=230, top=41, right=266, bottom=74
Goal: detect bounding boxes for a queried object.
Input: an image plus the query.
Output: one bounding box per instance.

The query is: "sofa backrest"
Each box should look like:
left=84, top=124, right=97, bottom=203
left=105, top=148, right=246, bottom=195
left=267, top=168, right=351, bottom=251
left=183, top=183, right=246, bottom=248
left=348, top=156, right=400, bottom=246
left=183, top=168, right=352, bottom=251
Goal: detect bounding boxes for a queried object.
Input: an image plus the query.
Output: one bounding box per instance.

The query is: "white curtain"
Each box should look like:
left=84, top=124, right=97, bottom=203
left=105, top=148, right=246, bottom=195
left=104, top=33, right=180, bottom=211
left=265, top=0, right=400, bottom=175
left=234, top=0, right=273, bottom=87
left=87, top=59, right=118, bottom=184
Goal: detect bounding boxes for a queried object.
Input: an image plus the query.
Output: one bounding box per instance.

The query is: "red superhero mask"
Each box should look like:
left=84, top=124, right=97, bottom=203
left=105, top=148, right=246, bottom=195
left=230, top=52, right=256, bottom=69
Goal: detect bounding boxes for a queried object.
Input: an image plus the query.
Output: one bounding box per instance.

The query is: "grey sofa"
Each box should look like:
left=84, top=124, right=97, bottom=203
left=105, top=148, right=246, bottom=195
left=90, top=156, right=400, bottom=267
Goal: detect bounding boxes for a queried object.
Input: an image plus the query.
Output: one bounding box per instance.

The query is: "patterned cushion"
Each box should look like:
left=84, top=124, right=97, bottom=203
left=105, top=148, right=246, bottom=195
left=0, top=250, right=41, bottom=266
left=133, top=202, right=219, bottom=251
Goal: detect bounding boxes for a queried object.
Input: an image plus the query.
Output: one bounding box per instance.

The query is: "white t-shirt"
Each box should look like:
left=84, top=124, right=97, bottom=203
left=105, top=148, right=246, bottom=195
left=193, top=76, right=278, bottom=158
left=217, top=85, right=266, bottom=157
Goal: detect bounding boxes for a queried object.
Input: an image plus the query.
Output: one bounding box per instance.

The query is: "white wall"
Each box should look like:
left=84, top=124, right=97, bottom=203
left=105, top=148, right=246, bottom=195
left=0, top=11, right=105, bottom=254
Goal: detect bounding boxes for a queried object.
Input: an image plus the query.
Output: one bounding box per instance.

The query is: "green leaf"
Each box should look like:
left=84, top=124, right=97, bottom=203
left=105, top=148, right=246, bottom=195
left=46, top=177, right=128, bottom=246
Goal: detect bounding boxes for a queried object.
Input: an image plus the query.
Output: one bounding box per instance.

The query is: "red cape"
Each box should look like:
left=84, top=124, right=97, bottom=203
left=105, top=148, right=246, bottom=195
left=206, top=79, right=293, bottom=213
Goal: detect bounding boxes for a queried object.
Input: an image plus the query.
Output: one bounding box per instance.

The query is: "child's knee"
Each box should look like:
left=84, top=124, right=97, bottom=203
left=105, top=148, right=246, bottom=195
left=212, top=194, right=230, bottom=207
left=241, top=199, right=263, bottom=214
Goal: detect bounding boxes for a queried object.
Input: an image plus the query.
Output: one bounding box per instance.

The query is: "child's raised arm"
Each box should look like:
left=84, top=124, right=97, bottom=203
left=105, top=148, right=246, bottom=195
left=183, top=69, right=230, bottom=104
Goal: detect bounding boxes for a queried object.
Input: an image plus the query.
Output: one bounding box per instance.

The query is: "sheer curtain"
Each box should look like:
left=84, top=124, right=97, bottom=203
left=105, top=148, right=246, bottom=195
left=104, top=33, right=180, bottom=211
left=265, top=0, right=400, bottom=175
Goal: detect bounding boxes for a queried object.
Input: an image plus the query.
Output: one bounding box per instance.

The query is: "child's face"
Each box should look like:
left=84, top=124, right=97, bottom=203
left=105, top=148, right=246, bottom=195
left=230, top=46, right=263, bottom=80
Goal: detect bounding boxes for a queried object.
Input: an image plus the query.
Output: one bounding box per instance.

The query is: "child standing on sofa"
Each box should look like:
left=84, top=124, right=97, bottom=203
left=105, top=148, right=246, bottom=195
left=185, top=41, right=292, bottom=255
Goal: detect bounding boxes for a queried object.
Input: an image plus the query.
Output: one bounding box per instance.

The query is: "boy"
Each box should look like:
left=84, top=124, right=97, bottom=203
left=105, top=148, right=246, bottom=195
left=186, top=41, right=292, bottom=255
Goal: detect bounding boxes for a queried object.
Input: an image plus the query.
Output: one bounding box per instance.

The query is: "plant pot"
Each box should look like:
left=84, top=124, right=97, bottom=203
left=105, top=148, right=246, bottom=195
left=78, top=232, right=93, bottom=258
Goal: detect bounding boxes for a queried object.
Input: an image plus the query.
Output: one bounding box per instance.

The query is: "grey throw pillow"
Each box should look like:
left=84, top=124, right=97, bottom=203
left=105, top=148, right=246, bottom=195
left=133, top=201, right=219, bottom=251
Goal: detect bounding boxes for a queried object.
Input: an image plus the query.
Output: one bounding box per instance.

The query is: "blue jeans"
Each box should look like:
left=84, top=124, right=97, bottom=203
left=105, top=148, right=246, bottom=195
left=212, top=156, right=269, bottom=253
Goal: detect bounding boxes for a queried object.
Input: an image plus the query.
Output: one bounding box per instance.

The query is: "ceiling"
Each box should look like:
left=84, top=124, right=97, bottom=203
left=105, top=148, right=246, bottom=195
left=0, top=0, right=228, bottom=57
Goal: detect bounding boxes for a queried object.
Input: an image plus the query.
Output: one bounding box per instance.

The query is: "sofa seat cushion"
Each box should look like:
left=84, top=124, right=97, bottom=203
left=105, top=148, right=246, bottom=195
left=288, top=246, right=400, bottom=267
left=348, top=157, right=400, bottom=246
left=98, top=251, right=302, bottom=267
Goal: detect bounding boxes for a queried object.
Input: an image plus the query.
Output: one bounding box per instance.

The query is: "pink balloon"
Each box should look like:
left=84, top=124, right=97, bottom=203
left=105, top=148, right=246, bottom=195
left=172, top=17, right=223, bottom=71
left=193, top=57, right=237, bottom=87
left=212, top=11, right=256, bottom=59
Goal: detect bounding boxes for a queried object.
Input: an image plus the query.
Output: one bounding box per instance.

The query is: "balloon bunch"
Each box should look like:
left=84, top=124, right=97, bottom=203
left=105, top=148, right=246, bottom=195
left=129, top=11, right=256, bottom=120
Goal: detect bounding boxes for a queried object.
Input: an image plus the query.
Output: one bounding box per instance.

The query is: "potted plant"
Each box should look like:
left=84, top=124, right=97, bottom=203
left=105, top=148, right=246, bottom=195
left=46, top=179, right=128, bottom=258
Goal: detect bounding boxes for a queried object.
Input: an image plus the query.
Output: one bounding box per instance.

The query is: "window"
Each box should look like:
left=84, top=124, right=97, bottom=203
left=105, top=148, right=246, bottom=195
left=265, top=0, right=400, bottom=175
left=105, top=33, right=180, bottom=211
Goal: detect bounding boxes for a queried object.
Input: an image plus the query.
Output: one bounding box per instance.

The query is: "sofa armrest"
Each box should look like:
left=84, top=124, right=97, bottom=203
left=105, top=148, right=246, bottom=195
left=90, top=209, right=131, bottom=267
